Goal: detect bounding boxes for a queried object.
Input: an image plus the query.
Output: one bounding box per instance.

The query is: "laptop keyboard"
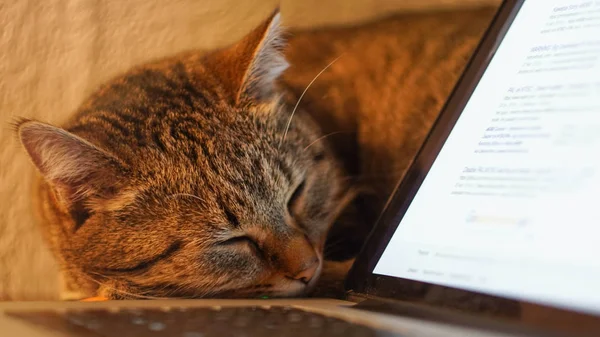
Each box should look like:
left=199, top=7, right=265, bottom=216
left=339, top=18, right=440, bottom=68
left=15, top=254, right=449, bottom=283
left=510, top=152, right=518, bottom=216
left=7, top=305, right=402, bottom=336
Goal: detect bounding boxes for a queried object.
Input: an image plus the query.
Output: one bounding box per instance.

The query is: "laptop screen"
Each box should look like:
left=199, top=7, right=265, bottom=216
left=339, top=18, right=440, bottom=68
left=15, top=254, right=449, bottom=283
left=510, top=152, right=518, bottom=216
left=373, top=0, right=600, bottom=315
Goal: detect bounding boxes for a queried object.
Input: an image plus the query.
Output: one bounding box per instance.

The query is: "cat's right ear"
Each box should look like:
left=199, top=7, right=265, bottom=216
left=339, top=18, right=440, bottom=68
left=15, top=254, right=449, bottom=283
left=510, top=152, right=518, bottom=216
left=203, top=9, right=288, bottom=106
left=15, top=119, right=128, bottom=206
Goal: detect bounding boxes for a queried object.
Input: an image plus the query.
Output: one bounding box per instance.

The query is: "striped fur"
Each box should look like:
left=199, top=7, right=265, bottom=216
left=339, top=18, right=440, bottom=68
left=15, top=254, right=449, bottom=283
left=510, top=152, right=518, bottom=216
left=15, top=8, right=497, bottom=299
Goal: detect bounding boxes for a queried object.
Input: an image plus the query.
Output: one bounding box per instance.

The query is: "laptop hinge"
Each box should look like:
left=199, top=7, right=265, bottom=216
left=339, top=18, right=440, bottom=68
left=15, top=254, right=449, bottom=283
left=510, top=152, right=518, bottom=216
left=345, top=293, right=558, bottom=337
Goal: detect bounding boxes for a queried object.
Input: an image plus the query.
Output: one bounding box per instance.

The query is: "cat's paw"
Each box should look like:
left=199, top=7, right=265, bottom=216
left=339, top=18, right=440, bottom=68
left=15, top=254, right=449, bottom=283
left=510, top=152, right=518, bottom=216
left=310, top=258, right=355, bottom=298
left=320, top=258, right=355, bottom=281
left=81, top=296, right=109, bottom=302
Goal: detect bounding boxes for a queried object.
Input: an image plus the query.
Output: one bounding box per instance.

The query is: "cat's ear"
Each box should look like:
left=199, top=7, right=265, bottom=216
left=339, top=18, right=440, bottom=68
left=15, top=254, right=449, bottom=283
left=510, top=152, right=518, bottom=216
left=16, top=120, right=127, bottom=206
left=204, top=10, right=288, bottom=105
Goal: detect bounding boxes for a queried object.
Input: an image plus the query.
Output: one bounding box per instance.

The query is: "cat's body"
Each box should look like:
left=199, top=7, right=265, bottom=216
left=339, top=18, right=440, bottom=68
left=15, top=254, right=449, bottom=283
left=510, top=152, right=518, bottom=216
left=283, top=8, right=496, bottom=262
left=17, top=7, right=497, bottom=300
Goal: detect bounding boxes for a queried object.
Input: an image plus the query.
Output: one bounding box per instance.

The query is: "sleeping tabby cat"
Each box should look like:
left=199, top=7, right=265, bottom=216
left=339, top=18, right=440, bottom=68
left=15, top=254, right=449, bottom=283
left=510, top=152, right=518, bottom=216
left=15, top=7, right=497, bottom=300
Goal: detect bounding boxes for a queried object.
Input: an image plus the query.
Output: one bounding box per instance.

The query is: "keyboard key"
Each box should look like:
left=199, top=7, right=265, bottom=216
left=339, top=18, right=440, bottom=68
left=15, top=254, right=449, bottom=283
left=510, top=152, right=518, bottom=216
left=6, top=305, right=402, bottom=336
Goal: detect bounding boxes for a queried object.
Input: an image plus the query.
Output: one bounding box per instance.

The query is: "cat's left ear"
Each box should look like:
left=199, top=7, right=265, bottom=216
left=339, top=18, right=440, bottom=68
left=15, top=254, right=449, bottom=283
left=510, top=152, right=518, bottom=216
left=15, top=119, right=129, bottom=209
left=204, top=9, right=288, bottom=105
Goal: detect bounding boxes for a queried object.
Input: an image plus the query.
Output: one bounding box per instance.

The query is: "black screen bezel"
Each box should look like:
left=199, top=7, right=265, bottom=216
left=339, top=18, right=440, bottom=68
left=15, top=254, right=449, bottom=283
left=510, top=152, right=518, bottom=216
left=345, top=1, right=600, bottom=336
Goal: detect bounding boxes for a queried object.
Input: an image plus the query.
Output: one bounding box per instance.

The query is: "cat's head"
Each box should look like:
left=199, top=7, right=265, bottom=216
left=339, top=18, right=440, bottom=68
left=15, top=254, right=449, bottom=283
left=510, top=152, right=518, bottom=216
left=16, top=11, right=353, bottom=299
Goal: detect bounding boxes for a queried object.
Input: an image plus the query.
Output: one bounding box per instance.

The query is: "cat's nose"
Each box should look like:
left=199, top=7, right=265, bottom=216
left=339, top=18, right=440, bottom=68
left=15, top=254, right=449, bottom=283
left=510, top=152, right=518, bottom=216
left=280, top=234, right=320, bottom=284
left=289, top=258, right=319, bottom=284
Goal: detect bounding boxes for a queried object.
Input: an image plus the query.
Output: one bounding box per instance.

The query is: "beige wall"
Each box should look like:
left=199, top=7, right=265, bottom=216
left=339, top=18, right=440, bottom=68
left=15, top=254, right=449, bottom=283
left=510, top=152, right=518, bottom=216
left=0, top=0, right=498, bottom=300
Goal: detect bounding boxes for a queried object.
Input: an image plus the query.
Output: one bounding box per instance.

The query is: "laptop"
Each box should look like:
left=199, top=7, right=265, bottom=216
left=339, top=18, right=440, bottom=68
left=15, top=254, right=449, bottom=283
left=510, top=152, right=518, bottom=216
left=3, top=0, right=600, bottom=336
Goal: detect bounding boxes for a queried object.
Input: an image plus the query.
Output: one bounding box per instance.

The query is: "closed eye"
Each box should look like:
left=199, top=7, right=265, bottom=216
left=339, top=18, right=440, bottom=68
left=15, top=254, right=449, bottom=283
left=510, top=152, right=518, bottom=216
left=97, top=241, right=182, bottom=275
left=220, top=236, right=262, bottom=256
left=287, top=179, right=306, bottom=212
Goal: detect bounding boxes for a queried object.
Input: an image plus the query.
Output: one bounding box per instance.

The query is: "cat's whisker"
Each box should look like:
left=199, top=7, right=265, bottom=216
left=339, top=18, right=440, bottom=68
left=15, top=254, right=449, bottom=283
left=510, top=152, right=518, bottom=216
left=120, top=288, right=173, bottom=300
left=160, top=284, right=189, bottom=298
left=167, top=193, right=204, bottom=202
left=303, top=130, right=352, bottom=152
left=85, top=271, right=171, bottom=300
left=279, top=54, right=345, bottom=148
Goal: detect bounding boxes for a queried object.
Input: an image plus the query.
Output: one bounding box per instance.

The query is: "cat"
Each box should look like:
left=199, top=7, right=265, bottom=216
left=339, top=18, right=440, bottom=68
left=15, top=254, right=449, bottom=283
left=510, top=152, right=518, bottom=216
left=14, top=7, right=497, bottom=300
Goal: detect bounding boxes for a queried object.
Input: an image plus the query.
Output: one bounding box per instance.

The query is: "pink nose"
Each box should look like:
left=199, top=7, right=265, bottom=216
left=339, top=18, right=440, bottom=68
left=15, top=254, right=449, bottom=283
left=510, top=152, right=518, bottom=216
left=287, top=258, right=319, bottom=284
left=278, top=234, right=320, bottom=284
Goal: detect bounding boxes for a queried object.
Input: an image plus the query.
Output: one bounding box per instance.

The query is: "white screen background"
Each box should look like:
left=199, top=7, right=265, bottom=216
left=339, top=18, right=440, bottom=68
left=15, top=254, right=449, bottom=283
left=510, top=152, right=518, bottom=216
left=374, top=0, right=600, bottom=315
